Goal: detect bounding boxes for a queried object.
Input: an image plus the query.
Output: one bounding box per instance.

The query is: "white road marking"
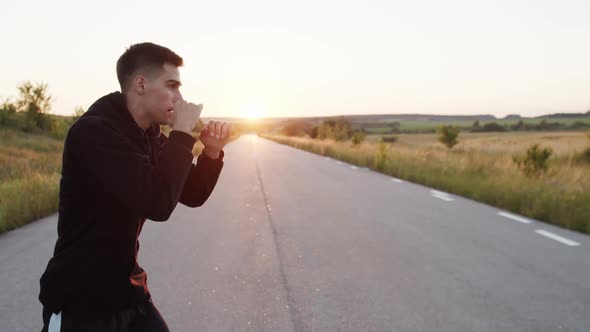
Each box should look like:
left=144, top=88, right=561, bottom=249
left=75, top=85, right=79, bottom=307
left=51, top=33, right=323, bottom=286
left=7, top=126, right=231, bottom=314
left=497, top=212, right=533, bottom=224
left=351, top=166, right=358, bottom=170
left=430, top=190, right=450, bottom=197
left=391, top=178, right=404, bottom=183
left=432, top=193, right=454, bottom=201
left=336, top=161, right=342, bottom=165
left=535, top=230, right=580, bottom=246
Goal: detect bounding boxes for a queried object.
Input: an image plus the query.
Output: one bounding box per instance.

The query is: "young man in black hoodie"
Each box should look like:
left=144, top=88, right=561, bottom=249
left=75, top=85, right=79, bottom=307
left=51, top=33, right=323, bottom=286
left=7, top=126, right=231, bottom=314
left=39, top=42, right=231, bottom=331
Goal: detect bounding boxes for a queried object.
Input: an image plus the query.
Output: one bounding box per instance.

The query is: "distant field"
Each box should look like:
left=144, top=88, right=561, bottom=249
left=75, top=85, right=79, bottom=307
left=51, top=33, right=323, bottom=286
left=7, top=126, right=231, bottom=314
left=360, top=116, right=590, bottom=133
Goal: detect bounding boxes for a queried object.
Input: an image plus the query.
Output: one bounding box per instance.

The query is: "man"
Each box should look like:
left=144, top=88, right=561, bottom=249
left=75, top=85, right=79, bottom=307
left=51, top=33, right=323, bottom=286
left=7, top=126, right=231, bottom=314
left=39, top=42, right=231, bottom=331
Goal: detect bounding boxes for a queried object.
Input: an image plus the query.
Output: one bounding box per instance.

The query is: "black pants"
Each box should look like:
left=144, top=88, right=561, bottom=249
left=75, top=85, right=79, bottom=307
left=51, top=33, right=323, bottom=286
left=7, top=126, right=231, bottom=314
left=41, top=298, right=169, bottom=332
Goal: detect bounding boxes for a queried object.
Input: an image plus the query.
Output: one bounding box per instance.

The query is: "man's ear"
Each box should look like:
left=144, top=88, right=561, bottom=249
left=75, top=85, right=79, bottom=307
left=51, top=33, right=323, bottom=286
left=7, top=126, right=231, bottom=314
left=133, top=76, right=146, bottom=95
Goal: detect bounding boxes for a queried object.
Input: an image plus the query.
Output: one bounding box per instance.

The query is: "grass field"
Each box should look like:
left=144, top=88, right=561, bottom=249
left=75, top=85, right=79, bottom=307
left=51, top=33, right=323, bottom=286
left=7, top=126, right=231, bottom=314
left=367, top=131, right=588, bottom=158
left=261, top=131, right=590, bottom=234
left=0, top=128, right=63, bottom=233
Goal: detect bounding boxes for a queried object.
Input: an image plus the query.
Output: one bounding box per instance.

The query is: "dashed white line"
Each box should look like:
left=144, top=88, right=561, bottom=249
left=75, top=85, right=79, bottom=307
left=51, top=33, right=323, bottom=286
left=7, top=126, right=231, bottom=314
left=432, top=194, right=454, bottom=202
left=535, top=230, right=580, bottom=246
left=336, top=161, right=342, bottom=165
left=350, top=166, right=358, bottom=170
left=497, top=212, right=533, bottom=224
left=430, top=190, right=450, bottom=196
left=391, top=178, right=404, bottom=183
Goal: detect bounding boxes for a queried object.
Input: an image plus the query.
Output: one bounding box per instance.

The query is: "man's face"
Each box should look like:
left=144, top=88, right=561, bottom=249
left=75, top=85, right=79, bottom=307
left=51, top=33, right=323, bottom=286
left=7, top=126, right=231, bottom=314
left=141, top=63, right=182, bottom=126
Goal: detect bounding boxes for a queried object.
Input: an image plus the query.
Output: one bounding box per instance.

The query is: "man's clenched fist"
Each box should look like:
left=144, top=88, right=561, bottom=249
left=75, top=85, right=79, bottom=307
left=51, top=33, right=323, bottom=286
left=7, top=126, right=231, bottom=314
left=199, top=121, right=232, bottom=159
left=169, top=100, right=203, bottom=134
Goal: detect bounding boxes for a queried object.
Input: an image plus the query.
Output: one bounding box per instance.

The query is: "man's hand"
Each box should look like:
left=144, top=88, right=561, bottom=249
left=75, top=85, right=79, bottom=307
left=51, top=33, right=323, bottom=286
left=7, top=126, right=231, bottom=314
left=199, top=121, right=232, bottom=159
left=169, top=100, right=203, bottom=134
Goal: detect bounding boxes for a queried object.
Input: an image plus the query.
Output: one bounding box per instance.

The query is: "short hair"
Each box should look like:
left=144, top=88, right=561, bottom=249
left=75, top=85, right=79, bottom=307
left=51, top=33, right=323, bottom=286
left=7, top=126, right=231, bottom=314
left=116, top=42, right=183, bottom=91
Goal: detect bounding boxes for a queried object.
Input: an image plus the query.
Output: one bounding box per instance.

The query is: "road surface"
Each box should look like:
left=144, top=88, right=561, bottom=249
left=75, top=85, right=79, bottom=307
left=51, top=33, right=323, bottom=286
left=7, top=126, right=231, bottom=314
left=1, top=134, right=589, bottom=331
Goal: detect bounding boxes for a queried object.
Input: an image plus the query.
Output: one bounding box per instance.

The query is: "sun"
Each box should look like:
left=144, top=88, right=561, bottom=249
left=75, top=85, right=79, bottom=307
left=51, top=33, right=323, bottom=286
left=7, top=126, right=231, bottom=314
left=241, top=103, right=265, bottom=121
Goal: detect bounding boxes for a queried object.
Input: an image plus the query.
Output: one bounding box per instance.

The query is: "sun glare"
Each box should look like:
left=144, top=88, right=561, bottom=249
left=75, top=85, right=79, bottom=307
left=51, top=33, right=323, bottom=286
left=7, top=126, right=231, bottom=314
left=241, top=103, right=265, bottom=121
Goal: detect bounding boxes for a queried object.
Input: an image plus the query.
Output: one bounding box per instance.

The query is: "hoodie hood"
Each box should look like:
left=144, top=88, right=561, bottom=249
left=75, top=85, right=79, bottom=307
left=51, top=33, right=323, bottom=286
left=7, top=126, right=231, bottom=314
left=81, top=91, right=161, bottom=140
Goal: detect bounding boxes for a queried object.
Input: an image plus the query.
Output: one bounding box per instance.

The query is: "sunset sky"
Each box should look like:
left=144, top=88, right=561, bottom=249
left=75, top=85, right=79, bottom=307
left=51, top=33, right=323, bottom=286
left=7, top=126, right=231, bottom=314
left=1, top=0, right=589, bottom=119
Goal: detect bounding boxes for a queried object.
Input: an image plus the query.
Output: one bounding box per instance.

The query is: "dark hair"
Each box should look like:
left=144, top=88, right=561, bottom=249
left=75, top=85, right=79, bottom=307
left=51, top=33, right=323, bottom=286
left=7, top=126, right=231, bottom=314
left=116, top=42, right=183, bottom=91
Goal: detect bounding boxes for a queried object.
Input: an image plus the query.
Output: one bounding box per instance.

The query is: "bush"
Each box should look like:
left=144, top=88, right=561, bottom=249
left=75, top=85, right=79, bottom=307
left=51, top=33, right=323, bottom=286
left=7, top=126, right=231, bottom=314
left=481, top=122, right=507, bottom=132
left=282, top=120, right=306, bottom=136
left=374, top=139, right=388, bottom=171
left=381, top=135, right=398, bottom=143
left=351, top=132, right=366, bottom=145
left=71, top=106, right=85, bottom=124
left=513, top=144, right=553, bottom=177
left=50, top=118, right=71, bottom=139
left=316, top=117, right=353, bottom=141
left=438, top=125, right=460, bottom=149
left=583, top=131, right=590, bottom=162
left=310, top=126, right=319, bottom=139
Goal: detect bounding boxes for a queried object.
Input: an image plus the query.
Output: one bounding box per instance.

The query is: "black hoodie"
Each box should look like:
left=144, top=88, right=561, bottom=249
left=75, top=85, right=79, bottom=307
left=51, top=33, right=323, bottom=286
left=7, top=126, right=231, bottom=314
left=39, top=91, right=224, bottom=318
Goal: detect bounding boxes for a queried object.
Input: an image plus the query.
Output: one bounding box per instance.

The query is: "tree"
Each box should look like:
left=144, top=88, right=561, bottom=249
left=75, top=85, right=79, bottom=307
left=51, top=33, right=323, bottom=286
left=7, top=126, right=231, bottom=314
left=0, top=99, right=18, bottom=126
left=471, top=120, right=482, bottom=132
left=511, top=120, right=525, bottom=131
left=438, top=125, right=460, bottom=149
left=390, top=121, right=401, bottom=134
left=333, top=117, right=352, bottom=141
left=15, top=81, right=54, bottom=132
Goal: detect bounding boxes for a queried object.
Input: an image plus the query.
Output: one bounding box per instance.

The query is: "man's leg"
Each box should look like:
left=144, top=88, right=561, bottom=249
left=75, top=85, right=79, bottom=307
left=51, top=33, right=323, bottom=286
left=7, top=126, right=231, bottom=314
left=41, top=306, right=53, bottom=332
left=130, top=298, right=170, bottom=332
left=42, top=307, right=130, bottom=332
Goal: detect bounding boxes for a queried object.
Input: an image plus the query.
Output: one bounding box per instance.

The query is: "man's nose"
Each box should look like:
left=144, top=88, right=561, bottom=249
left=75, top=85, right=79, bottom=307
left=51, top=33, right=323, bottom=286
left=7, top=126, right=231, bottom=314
left=174, top=91, right=184, bottom=103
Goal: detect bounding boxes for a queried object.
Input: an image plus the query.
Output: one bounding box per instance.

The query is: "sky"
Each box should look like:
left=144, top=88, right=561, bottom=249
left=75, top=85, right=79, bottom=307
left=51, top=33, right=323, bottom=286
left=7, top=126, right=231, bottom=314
left=1, top=0, right=589, bottom=119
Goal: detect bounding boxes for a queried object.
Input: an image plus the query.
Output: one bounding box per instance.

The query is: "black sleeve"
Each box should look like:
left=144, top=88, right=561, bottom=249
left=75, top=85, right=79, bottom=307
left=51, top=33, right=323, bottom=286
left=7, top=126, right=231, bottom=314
left=70, top=117, right=196, bottom=221
left=179, top=150, right=224, bottom=207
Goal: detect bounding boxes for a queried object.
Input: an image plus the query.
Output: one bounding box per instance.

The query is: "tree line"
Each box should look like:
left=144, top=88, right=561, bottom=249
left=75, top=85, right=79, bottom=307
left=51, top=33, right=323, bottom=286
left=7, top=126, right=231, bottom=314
left=0, top=81, right=83, bottom=139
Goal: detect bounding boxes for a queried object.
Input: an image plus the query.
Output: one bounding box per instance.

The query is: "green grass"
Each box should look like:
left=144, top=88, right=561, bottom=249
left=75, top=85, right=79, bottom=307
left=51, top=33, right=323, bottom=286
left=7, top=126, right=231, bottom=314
left=0, top=173, right=60, bottom=233
left=260, top=133, right=590, bottom=235
left=0, top=128, right=63, bottom=233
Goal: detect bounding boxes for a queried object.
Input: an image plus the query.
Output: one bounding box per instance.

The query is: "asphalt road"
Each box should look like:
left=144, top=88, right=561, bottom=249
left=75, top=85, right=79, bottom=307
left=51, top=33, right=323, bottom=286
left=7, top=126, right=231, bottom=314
left=1, top=134, right=589, bottom=331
